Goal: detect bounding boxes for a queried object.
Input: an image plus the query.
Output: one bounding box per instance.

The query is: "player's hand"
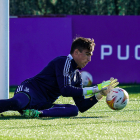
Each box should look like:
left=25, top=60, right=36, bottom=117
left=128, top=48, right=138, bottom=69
left=97, top=80, right=111, bottom=91
left=100, top=77, right=119, bottom=96
left=83, top=77, right=119, bottom=97
left=95, top=78, right=119, bottom=100
left=97, top=77, right=118, bottom=91
left=109, top=77, right=119, bottom=89
left=100, top=85, right=113, bottom=96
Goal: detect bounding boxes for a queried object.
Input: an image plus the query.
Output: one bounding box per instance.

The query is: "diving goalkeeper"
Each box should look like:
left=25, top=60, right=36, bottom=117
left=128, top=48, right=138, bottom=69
left=0, top=37, right=119, bottom=118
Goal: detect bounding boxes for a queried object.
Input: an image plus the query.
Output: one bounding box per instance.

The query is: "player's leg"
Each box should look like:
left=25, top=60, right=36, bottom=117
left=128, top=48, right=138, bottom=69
left=39, top=104, right=78, bottom=117
left=0, top=92, right=30, bottom=113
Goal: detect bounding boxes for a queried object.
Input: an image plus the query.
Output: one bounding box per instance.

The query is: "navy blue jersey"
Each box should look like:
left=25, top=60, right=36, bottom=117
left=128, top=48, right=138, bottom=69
left=15, top=54, right=98, bottom=112
left=21, top=54, right=83, bottom=102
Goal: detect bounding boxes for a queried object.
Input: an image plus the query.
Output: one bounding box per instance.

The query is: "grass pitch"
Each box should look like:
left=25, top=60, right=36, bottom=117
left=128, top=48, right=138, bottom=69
left=0, top=85, right=140, bottom=140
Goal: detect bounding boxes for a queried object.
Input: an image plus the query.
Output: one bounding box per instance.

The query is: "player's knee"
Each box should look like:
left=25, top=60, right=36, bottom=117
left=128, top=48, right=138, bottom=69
left=9, top=98, right=22, bottom=110
left=11, top=94, right=29, bottom=110
left=12, top=92, right=30, bottom=110
left=71, top=105, right=79, bottom=116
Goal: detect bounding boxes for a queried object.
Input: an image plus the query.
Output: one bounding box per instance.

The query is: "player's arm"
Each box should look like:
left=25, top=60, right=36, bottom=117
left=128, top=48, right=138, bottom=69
left=56, top=59, right=118, bottom=98
left=73, top=78, right=119, bottom=113
left=73, top=95, right=98, bottom=113
left=55, top=59, right=83, bottom=97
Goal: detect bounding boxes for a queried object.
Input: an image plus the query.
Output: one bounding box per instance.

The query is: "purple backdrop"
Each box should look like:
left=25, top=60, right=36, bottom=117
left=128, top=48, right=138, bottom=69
left=10, top=17, right=72, bottom=85
left=68, top=16, right=140, bottom=84
left=10, top=16, right=140, bottom=85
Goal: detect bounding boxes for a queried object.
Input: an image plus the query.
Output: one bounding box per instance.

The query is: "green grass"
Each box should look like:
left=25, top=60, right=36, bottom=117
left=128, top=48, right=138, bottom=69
left=0, top=85, right=140, bottom=140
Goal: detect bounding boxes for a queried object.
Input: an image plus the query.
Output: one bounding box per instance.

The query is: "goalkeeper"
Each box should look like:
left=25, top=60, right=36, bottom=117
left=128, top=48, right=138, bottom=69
left=0, top=37, right=119, bottom=118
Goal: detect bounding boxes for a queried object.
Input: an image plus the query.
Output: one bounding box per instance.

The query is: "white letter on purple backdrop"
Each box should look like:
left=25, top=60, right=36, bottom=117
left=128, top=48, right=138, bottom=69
left=135, top=45, right=140, bottom=60
left=101, top=45, right=112, bottom=60
left=118, top=45, right=129, bottom=60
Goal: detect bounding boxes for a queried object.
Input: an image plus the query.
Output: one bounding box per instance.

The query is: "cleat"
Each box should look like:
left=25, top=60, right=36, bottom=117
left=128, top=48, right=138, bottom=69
left=22, top=109, right=41, bottom=118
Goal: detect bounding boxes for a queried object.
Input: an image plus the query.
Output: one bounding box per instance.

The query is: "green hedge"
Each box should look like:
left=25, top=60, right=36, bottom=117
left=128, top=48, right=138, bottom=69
left=10, top=0, right=140, bottom=16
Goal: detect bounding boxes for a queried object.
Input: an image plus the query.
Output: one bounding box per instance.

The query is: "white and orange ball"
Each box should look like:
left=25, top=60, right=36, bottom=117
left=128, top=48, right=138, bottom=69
left=106, top=87, right=129, bottom=110
left=81, top=71, right=93, bottom=86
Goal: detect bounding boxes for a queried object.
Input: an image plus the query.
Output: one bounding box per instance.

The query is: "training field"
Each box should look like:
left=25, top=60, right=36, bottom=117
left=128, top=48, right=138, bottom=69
left=0, top=85, right=140, bottom=140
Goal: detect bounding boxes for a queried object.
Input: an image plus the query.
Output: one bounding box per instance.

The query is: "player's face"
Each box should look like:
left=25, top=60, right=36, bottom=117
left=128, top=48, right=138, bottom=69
left=76, top=49, right=93, bottom=68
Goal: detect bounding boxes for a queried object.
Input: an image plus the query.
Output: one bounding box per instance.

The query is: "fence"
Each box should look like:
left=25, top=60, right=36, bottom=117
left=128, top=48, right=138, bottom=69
left=10, top=0, right=140, bottom=16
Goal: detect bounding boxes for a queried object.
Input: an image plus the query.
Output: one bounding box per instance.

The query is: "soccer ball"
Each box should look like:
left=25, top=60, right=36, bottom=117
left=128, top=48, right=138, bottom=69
left=81, top=71, right=93, bottom=86
left=106, top=87, right=129, bottom=110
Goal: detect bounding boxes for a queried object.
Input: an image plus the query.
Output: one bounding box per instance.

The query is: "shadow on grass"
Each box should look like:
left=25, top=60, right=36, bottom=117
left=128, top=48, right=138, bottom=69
left=0, top=108, right=139, bottom=120
left=40, top=116, right=109, bottom=120
left=0, top=115, right=108, bottom=120
left=119, top=84, right=140, bottom=94
left=0, top=115, right=29, bottom=120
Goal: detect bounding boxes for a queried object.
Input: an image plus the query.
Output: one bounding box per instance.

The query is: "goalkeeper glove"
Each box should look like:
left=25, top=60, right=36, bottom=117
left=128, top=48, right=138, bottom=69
left=100, top=78, right=119, bottom=96
left=83, top=78, right=118, bottom=96
left=95, top=78, right=119, bottom=100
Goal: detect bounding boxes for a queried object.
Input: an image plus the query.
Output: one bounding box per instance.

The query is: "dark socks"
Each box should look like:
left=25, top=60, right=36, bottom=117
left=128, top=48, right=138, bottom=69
left=39, top=104, right=78, bottom=117
left=0, top=92, right=30, bottom=113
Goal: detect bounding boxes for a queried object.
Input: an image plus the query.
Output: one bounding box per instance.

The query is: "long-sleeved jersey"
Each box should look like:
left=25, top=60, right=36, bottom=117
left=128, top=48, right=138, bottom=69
left=20, top=54, right=98, bottom=112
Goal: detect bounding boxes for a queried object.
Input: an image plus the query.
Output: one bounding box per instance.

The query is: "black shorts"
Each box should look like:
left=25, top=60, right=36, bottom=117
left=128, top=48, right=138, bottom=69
left=14, top=82, right=53, bottom=110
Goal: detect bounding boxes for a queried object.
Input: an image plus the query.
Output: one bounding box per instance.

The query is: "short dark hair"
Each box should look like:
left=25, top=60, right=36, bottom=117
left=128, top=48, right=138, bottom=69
left=70, top=37, right=95, bottom=54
